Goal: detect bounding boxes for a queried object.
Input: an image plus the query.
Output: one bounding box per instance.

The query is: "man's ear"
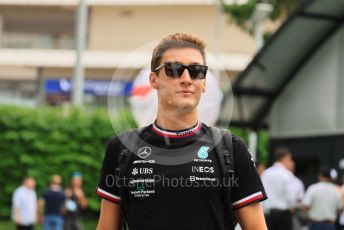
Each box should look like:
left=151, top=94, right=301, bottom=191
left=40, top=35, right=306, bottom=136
left=202, top=78, right=206, bottom=93
left=150, top=72, right=159, bottom=89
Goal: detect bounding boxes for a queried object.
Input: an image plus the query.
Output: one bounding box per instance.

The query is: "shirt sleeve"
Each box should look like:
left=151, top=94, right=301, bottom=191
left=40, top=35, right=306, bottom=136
left=302, top=185, right=313, bottom=207
left=12, top=189, right=21, bottom=208
left=337, top=191, right=343, bottom=210
left=96, top=137, right=122, bottom=204
left=41, top=191, right=47, bottom=201
left=230, top=136, right=267, bottom=210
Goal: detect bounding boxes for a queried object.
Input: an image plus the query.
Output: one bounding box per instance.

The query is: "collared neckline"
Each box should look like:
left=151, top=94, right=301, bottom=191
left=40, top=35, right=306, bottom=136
left=151, top=121, right=202, bottom=138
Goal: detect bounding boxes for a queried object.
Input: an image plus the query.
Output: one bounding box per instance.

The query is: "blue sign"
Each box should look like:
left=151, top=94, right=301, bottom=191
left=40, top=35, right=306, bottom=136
left=45, top=79, right=133, bottom=96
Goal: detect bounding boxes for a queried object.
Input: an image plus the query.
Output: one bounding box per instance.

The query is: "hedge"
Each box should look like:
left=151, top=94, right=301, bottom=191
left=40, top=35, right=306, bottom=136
left=0, top=105, right=136, bottom=218
left=0, top=105, right=268, bottom=219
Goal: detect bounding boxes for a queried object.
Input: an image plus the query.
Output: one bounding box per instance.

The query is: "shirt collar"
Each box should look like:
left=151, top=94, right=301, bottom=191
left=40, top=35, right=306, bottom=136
left=151, top=121, right=202, bottom=138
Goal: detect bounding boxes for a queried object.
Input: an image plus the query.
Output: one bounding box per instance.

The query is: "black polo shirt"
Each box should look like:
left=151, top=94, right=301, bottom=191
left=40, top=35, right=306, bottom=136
left=97, top=122, right=267, bottom=230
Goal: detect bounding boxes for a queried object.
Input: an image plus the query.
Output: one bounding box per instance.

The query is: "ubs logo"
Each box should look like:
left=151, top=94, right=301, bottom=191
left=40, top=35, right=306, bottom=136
left=138, top=146, right=151, bottom=159
left=132, top=167, right=153, bottom=175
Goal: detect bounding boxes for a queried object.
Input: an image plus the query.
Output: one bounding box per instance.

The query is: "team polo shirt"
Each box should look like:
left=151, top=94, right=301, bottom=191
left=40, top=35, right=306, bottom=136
left=97, top=122, right=267, bottom=230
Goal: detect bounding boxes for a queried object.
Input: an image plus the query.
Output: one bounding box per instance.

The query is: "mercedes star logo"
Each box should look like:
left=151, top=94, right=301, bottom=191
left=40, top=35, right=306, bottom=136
left=138, top=146, right=152, bottom=159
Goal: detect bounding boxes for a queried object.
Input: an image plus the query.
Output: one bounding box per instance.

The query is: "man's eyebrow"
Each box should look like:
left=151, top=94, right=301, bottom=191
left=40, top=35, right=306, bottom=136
left=165, top=60, right=203, bottom=65
left=175, top=61, right=203, bottom=65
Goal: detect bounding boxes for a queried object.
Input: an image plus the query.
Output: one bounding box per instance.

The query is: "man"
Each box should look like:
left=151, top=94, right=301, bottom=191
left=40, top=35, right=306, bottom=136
left=302, top=167, right=342, bottom=230
left=64, top=172, right=88, bottom=230
left=39, top=174, right=66, bottom=230
left=12, top=176, right=37, bottom=230
left=289, top=155, right=306, bottom=230
left=255, top=160, right=266, bottom=176
left=96, top=33, right=268, bottom=230
left=337, top=175, right=344, bottom=230
left=261, top=147, right=298, bottom=230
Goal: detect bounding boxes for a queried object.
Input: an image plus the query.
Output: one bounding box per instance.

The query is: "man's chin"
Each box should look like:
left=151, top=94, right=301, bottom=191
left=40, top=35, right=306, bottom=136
left=175, top=103, right=196, bottom=113
left=163, top=100, right=198, bottom=113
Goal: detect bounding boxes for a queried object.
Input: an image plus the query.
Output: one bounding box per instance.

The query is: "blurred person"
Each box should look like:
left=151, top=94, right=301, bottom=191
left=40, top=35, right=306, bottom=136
left=289, top=158, right=306, bottom=230
left=96, top=33, right=268, bottom=230
left=64, top=172, right=88, bottom=230
left=261, top=147, right=298, bottom=230
left=38, top=174, right=66, bottom=230
left=330, top=169, right=338, bottom=183
left=302, top=166, right=342, bottom=230
left=12, top=176, right=37, bottom=230
left=255, top=160, right=266, bottom=176
left=288, top=158, right=305, bottom=210
left=336, top=174, right=344, bottom=230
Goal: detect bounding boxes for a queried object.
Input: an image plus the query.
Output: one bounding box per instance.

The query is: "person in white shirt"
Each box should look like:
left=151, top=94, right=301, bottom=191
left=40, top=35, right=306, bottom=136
left=302, top=167, right=342, bottom=230
left=12, top=176, right=37, bottom=230
left=289, top=160, right=307, bottom=230
left=336, top=175, right=344, bottom=230
left=262, top=147, right=298, bottom=230
left=336, top=176, right=344, bottom=230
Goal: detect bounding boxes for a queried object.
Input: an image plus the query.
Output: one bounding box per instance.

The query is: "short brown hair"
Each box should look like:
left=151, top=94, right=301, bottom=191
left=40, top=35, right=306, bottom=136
left=151, top=33, right=207, bottom=72
left=274, top=147, right=291, bottom=162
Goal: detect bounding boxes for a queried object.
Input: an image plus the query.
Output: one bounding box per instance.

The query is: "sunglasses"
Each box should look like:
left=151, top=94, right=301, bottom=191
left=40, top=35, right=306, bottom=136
left=154, top=62, right=208, bottom=80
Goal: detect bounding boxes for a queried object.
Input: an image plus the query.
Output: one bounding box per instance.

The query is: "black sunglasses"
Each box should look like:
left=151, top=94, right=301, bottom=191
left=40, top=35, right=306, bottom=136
left=154, top=62, right=208, bottom=80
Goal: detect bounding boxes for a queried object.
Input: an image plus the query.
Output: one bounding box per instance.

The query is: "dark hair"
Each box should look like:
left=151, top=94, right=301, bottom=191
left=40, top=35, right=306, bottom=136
left=319, top=166, right=332, bottom=179
left=274, top=147, right=291, bottom=162
left=255, top=160, right=262, bottom=167
left=151, top=33, right=207, bottom=72
left=22, top=176, right=34, bottom=183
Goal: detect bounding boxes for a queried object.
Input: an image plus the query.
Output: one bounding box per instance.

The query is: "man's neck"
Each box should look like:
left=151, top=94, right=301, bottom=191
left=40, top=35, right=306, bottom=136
left=156, top=109, right=198, bottom=131
left=50, top=184, right=61, bottom=190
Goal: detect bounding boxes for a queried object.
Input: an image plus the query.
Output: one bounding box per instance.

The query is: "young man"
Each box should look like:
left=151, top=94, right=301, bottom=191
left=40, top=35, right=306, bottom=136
left=261, top=147, right=298, bottom=230
left=12, top=176, right=37, bottom=230
left=302, top=167, right=342, bottom=230
left=64, top=172, right=88, bottom=230
left=97, top=33, right=267, bottom=230
left=39, top=175, right=66, bottom=230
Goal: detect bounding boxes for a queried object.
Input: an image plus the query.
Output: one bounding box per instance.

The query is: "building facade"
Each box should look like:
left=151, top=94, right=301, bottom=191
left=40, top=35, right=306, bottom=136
left=0, top=0, right=255, bottom=106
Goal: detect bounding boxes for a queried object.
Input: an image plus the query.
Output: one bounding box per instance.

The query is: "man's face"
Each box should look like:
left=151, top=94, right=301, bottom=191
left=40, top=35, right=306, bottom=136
left=150, top=47, right=206, bottom=114
left=24, top=178, right=36, bottom=190
left=283, top=153, right=295, bottom=172
left=71, top=177, right=82, bottom=187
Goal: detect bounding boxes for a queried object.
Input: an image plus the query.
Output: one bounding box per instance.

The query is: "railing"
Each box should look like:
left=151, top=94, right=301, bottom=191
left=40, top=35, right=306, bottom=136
left=0, top=32, right=74, bottom=49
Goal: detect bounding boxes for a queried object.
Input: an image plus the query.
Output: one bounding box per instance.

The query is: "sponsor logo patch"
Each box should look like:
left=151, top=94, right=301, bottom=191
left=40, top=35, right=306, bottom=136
left=197, top=146, right=209, bottom=159
left=138, top=146, right=151, bottom=159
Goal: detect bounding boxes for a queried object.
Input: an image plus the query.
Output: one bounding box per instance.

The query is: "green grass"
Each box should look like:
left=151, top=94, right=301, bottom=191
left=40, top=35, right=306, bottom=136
left=0, top=219, right=97, bottom=230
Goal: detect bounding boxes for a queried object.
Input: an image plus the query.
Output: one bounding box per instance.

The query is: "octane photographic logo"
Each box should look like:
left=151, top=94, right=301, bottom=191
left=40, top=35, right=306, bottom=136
left=107, top=40, right=234, bottom=165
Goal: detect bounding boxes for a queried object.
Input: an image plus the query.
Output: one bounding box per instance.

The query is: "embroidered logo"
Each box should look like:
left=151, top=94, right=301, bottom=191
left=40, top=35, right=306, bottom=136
left=138, top=147, right=151, bottom=159
left=197, top=146, right=209, bottom=159
left=132, top=168, right=139, bottom=175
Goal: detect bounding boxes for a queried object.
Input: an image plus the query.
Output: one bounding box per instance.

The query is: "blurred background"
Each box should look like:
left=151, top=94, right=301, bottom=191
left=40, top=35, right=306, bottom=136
left=1, top=0, right=343, bottom=229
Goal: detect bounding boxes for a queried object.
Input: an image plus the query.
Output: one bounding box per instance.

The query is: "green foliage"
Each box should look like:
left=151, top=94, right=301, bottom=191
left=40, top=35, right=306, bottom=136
left=0, top=219, right=97, bottom=230
left=222, top=0, right=256, bottom=32
left=0, top=105, right=137, bottom=218
left=257, top=130, right=269, bottom=165
left=230, top=127, right=269, bottom=164
left=269, top=0, right=300, bottom=20
left=222, top=0, right=300, bottom=33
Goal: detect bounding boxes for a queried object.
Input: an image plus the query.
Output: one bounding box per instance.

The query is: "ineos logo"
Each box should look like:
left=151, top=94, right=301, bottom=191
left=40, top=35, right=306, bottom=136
left=192, top=166, right=214, bottom=173
left=138, top=147, right=151, bottom=159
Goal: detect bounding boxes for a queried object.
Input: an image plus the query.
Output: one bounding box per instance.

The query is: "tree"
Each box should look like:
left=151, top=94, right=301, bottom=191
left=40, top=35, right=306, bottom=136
left=222, top=0, right=301, bottom=33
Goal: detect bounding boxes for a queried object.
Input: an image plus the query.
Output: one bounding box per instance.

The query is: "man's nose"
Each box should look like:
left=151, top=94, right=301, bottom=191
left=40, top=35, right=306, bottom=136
left=180, top=68, right=192, bottom=84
